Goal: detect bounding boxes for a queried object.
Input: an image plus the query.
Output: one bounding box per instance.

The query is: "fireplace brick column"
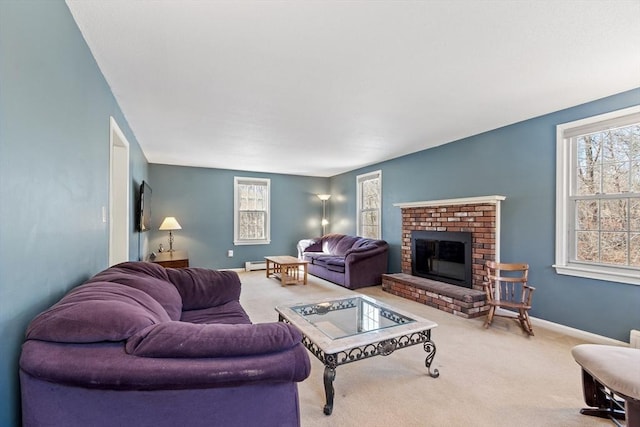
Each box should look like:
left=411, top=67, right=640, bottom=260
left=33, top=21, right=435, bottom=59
left=394, top=195, right=505, bottom=292
left=401, top=203, right=497, bottom=291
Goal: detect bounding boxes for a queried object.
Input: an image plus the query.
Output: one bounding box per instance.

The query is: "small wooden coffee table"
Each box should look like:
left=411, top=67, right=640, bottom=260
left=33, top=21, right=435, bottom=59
left=265, top=255, right=309, bottom=286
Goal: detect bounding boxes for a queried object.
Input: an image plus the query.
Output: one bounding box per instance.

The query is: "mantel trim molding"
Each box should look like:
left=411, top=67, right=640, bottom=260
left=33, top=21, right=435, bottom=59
left=393, top=195, right=506, bottom=209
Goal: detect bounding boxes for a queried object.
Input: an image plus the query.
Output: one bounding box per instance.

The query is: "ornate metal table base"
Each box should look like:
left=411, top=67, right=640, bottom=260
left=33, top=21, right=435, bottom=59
left=281, top=315, right=439, bottom=415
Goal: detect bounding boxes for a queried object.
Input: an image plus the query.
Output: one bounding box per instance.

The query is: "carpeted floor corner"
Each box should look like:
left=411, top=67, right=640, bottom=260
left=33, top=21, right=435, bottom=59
left=238, top=271, right=610, bottom=427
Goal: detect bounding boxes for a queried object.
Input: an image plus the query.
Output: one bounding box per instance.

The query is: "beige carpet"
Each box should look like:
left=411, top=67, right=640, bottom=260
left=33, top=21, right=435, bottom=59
left=238, top=271, right=610, bottom=427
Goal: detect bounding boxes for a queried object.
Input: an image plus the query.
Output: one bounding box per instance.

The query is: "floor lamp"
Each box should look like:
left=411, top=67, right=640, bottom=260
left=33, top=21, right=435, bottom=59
left=317, top=194, right=331, bottom=236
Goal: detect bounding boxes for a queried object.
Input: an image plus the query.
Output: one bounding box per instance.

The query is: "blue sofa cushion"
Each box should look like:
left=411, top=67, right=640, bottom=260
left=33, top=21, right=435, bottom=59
left=126, top=321, right=303, bottom=358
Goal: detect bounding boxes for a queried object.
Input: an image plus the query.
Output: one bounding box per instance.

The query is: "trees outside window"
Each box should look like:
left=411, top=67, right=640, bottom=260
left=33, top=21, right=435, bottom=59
left=357, top=170, right=382, bottom=239
left=555, top=106, right=640, bottom=285
left=234, top=177, right=270, bottom=245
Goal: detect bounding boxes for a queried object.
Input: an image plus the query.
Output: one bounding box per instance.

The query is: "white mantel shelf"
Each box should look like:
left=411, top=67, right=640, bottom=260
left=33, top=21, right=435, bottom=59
left=393, top=195, right=506, bottom=209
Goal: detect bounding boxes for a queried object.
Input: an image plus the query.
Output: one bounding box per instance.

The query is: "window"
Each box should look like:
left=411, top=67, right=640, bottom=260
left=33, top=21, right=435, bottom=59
left=357, top=170, right=382, bottom=239
left=234, top=177, right=271, bottom=245
left=555, top=106, right=640, bottom=285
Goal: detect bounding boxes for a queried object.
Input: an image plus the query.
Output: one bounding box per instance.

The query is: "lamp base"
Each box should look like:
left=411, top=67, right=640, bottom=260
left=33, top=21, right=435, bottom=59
left=168, top=231, right=175, bottom=252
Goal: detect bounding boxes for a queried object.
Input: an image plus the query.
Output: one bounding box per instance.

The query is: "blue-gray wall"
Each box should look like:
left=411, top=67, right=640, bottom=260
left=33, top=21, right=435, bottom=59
left=148, top=164, right=329, bottom=269
left=329, top=88, right=640, bottom=342
left=0, top=1, right=149, bottom=425
left=1, top=1, right=638, bottom=426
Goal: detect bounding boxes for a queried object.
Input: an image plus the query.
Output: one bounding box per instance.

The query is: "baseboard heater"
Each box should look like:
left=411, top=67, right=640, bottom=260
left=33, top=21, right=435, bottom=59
left=245, top=261, right=267, bottom=272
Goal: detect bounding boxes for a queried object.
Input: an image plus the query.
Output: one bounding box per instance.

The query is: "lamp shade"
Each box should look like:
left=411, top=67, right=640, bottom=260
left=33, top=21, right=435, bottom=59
left=159, top=217, right=182, bottom=230
left=317, top=194, right=331, bottom=201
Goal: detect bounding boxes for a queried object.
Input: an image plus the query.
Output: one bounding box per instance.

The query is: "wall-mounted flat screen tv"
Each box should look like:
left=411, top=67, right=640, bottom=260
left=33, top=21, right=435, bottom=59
left=137, top=180, right=152, bottom=232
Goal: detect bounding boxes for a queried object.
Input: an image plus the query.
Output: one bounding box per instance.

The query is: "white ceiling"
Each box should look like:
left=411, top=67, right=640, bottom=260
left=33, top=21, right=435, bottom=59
left=65, top=0, right=640, bottom=177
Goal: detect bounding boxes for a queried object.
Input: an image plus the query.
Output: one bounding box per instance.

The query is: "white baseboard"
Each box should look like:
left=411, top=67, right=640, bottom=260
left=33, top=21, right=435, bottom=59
left=495, top=308, right=628, bottom=346
left=528, top=315, right=627, bottom=346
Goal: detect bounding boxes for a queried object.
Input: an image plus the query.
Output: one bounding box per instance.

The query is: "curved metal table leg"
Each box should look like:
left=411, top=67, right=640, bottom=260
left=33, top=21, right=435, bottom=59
left=323, top=366, right=336, bottom=415
left=424, top=339, right=440, bottom=378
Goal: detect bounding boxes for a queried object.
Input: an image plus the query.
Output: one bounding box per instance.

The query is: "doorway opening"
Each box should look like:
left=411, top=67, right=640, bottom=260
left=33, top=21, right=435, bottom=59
left=109, top=117, right=130, bottom=266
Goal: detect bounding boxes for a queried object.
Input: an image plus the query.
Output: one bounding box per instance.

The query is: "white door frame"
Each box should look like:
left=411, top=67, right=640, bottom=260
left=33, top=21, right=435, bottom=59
left=109, top=117, right=130, bottom=266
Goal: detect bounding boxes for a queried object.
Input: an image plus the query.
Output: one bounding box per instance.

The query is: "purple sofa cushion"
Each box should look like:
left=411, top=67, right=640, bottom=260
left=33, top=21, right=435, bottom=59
left=312, top=256, right=331, bottom=267
left=26, top=282, right=170, bottom=343
left=303, top=252, right=325, bottom=264
left=325, top=257, right=346, bottom=273
left=180, top=301, right=251, bottom=325
left=326, top=264, right=345, bottom=273
left=87, top=262, right=182, bottom=320
left=313, top=255, right=343, bottom=268
left=331, top=235, right=360, bottom=255
left=126, top=321, right=303, bottom=358
left=321, top=233, right=345, bottom=254
left=167, top=268, right=241, bottom=310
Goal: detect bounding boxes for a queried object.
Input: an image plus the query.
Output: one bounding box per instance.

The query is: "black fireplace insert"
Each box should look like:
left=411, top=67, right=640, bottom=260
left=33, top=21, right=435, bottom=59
left=411, top=230, right=472, bottom=288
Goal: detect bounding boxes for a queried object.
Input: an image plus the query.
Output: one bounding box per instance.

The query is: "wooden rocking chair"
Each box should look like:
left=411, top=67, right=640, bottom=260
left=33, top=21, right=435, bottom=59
left=483, top=261, right=535, bottom=336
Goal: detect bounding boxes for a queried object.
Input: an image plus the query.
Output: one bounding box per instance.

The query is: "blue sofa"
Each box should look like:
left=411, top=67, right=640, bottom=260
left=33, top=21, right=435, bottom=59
left=20, top=262, right=311, bottom=427
left=298, top=233, right=389, bottom=289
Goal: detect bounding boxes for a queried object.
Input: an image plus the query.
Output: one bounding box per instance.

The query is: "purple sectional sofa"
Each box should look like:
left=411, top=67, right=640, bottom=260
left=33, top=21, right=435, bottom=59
left=20, top=262, right=311, bottom=427
left=297, top=233, right=389, bottom=289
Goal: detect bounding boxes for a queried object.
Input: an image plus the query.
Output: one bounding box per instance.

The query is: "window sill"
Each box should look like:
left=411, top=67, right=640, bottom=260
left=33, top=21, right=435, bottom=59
left=234, top=240, right=271, bottom=246
left=553, top=263, right=640, bottom=286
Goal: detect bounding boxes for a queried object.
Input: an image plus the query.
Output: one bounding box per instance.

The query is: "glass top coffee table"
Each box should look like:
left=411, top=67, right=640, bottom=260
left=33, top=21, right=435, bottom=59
left=276, top=295, right=439, bottom=415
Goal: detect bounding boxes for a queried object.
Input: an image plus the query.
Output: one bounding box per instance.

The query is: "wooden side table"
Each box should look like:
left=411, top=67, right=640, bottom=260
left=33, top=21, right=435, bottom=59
left=149, top=250, right=189, bottom=268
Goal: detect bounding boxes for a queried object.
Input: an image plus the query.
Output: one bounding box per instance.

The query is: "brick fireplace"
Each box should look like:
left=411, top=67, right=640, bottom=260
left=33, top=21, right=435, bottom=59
left=382, top=195, right=505, bottom=318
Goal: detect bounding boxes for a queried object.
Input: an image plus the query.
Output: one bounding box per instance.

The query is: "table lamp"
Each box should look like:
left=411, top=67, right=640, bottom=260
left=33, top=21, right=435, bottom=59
left=159, top=216, right=182, bottom=252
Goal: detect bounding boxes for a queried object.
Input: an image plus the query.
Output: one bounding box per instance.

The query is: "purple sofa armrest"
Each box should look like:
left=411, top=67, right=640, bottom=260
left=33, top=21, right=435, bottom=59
left=298, top=238, right=321, bottom=255
left=20, top=339, right=312, bottom=390
left=344, top=243, right=389, bottom=288
left=166, top=268, right=242, bottom=310
left=126, top=321, right=302, bottom=358
left=345, top=243, right=388, bottom=260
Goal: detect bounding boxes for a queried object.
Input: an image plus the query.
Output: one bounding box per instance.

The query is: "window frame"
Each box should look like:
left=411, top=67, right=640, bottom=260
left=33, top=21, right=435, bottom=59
left=554, top=105, right=640, bottom=286
left=356, top=170, right=382, bottom=239
left=233, top=176, right=271, bottom=245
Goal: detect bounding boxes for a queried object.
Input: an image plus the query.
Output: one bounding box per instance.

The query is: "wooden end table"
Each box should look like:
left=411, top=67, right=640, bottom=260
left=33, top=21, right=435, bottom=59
left=265, top=255, right=308, bottom=286
left=149, top=250, right=189, bottom=268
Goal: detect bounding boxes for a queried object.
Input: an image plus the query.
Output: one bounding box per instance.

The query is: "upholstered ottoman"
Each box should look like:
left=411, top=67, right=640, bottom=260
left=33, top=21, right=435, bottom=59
left=572, top=344, right=640, bottom=427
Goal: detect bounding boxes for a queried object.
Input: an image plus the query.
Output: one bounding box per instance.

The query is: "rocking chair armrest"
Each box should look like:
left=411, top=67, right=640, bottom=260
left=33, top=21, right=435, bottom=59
left=482, top=280, right=493, bottom=291
left=523, top=284, right=536, bottom=305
